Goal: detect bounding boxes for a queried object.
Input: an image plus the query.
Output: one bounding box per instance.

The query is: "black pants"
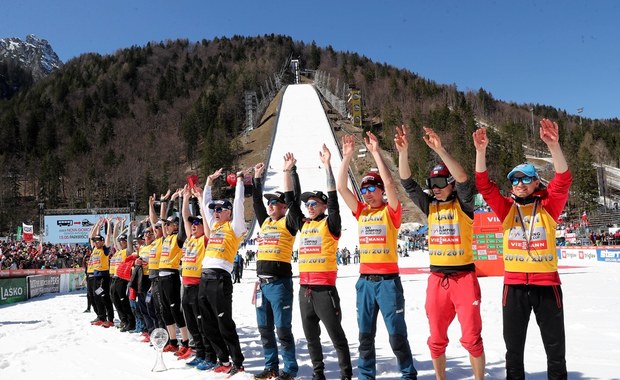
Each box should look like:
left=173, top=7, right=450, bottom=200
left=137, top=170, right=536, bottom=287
left=503, top=284, right=567, bottom=380
left=182, top=284, right=216, bottom=361
left=198, top=273, right=244, bottom=367
left=159, top=273, right=186, bottom=328
left=111, top=277, right=134, bottom=327
left=94, top=275, right=114, bottom=322
left=149, top=276, right=166, bottom=329
left=299, top=285, right=352, bottom=379
left=86, top=275, right=99, bottom=316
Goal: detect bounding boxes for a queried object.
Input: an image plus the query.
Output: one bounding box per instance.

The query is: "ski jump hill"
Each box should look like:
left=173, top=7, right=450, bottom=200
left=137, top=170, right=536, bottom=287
left=252, top=83, right=361, bottom=253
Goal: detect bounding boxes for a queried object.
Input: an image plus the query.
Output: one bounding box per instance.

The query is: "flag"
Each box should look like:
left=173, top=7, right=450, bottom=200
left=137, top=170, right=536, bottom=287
left=22, top=223, right=34, bottom=242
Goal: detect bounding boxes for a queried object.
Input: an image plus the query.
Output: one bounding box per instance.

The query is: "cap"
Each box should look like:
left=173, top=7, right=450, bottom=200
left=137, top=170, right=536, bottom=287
left=301, top=191, right=328, bottom=204
left=136, top=233, right=145, bottom=240
left=118, top=234, right=127, bottom=241
left=164, top=215, right=180, bottom=224
left=360, top=172, right=384, bottom=190
left=188, top=215, right=203, bottom=223
left=91, top=235, right=104, bottom=241
left=429, top=162, right=454, bottom=182
left=507, top=163, right=539, bottom=181
left=208, top=199, right=233, bottom=210
left=154, top=221, right=163, bottom=228
left=264, top=191, right=286, bottom=204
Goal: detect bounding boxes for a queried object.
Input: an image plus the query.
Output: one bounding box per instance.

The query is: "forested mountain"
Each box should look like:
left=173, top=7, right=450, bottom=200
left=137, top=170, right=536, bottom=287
left=0, top=34, right=618, bottom=233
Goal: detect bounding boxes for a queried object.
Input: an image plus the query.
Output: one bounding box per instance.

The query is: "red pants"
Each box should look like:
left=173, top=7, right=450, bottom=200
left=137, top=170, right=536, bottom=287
left=425, top=271, right=484, bottom=358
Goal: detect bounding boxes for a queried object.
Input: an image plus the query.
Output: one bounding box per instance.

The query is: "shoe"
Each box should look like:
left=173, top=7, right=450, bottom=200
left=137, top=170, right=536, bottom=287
left=140, top=331, right=149, bottom=337
left=175, top=346, right=190, bottom=358
left=226, top=365, right=244, bottom=377
left=186, top=357, right=203, bottom=366
left=90, top=318, right=100, bottom=324
left=92, top=320, right=105, bottom=326
left=117, top=321, right=126, bottom=330
left=213, top=362, right=232, bottom=373
left=163, top=343, right=178, bottom=353
left=141, top=336, right=150, bottom=343
left=277, top=371, right=294, bottom=380
left=255, top=368, right=278, bottom=379
left=196, top=360, right=217, bottom=371
left=83, top=309, right=91, bottom=313
left=311, top=374, right=326, bottom=380
left=102, top=321, right=114, bottom=328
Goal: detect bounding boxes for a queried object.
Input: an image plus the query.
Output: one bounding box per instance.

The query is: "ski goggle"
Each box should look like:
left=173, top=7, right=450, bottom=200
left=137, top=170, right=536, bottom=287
left=511, top=176, right=535, bottom=186
left=426, top=177, right=451, bottom=189
left=360, top=186, right=377, bottom=195
left=305, top=200, right=318, bottom=208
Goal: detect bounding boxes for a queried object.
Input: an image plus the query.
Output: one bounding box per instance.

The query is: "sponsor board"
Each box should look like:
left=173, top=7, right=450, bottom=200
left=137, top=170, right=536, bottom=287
left=598, top=249, right=620, bottom=262
left=0, top=277, right=28, bottom=305
left=28, top=274, right=61, bottom=298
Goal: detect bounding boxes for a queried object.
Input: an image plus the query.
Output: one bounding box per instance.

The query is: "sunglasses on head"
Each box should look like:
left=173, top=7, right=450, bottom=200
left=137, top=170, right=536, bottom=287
left=267, top=199, right=280, bottom=205
left=511, top=176, right=535, bottom=186
left=305, top=200, right=319, bottom=208
left=426, top=177, right=451, bottom=189
left=360, top=185, right=377, bottom=195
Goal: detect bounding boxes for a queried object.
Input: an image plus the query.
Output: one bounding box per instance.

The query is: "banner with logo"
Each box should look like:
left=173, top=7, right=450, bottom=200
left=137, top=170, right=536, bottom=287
left=0, top=277, right=28, bottom=305
left=43, top=213, right=130, bottom=244
left=27, top=274, right=61, bottom=298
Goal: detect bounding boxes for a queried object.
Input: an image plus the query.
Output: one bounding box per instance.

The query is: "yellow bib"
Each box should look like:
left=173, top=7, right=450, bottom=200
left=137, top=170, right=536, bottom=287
left=182, top=236, right=206, bottom=278
left=257, top=218, right=295, bottom=263
left=427, top=200, right=474, bottom=266
left=298, top=218, right=338, bottom=273
left=91, top=247, right=109, bottom=272
left=159, top=234, right=183, bottom=270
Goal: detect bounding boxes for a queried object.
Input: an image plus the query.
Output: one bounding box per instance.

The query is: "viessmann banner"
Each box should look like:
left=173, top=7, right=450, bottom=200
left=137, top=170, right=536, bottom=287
left=43, top=213, right=130, bottom=244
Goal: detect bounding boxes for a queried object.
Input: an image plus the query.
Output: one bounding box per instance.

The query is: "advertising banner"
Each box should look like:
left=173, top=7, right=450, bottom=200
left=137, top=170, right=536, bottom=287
left=473, top=211, right=504, bottom=276
left=558, top=248, right=598, bottom=265
left=43, top=213, right=130, bottom=244
left=598, top=248, right=620, bottom=262
left=0, top=277, right=28, bottom=305
left=28, top=274, right=61, bottom=298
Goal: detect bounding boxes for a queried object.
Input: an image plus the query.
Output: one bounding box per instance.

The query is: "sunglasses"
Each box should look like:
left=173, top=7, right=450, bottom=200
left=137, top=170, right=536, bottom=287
left=360, top=186, right=377, bottom=195
left=214, top=207, right=229, bottom=213
left=145, top=231, right=154, bottom=235
left=267, top=199, right=280, bottom=205
left=305, top=200, right=319, bottom=208
left=426, top=177, right=451, bottom=189
left=511, top=176, right=535, bottom=186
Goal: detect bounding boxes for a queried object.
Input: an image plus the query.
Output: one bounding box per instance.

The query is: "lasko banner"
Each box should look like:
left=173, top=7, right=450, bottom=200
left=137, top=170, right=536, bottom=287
left=27, top=274, right=61, bottom=298
left=43, top=213, right=130, bottom=244
left=0, top=277, right=28, bottom=305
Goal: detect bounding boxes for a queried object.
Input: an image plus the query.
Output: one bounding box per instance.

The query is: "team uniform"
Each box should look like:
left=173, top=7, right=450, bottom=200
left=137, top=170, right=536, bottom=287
left=476, top=169, right=572, bottom=379
left=252, top=176, right=299, bottom=379
left=354, top=200, right=417, bottom=379
left=401, top=177, right=484, bottom=361
left=289, top=190, right=352, bottom=380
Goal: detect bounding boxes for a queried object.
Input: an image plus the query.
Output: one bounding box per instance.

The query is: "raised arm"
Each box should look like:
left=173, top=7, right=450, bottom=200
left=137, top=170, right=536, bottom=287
left=202, top=168, right=223, bottom=228
left=336, top=134, right=360, bottom=212
left=539, top=118, right=568, bottom=174
left=395, top=125, right=412, bottom=180
left=192, top=183, right=210, bottom=237
left=282, top=153, right=296, bottom=192
left=232, top=170, right=247, bottom=237
left=182, top=185, right=192, bottom=236
left=365, top=131, right=398, bottom=210
left=472, top=128, right=488, bottom=174
left=423, top=126, right=467, bottom=183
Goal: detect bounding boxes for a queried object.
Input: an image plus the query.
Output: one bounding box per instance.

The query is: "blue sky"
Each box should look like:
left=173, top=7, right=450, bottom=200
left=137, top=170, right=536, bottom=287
left=3, top=0, right=618, bottom=119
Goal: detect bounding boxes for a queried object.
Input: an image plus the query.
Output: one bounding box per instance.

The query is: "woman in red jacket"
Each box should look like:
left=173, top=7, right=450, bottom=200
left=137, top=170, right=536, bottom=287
left=473, top=119, right=571, bottom=380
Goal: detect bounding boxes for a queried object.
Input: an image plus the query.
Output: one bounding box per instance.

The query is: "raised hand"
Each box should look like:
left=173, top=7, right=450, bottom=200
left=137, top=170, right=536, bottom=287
left=364, top=131, right=379, bottom=153
left=472, top=128, right=489, bottom=151
left=341, top=134, right=356, bottom=158
left=394, top=125, right=408, bottom=153
left=319, top=144, right=331, bottom=165
left=254, top=162, right=265, bottom=178
left=539, top=118, right=560, bottom=145
left=422, top=127, right=444, bottom=152
left=283, top=152, right=296, bottom=171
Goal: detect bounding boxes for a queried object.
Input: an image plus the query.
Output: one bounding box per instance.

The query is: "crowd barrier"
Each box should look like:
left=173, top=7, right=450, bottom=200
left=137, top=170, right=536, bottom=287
left=0, top=268, right=85, bottom=305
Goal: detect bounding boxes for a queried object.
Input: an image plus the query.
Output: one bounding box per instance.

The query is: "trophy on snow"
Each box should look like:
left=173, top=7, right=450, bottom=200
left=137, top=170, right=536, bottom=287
left=150, top=328, right=169, bottom=372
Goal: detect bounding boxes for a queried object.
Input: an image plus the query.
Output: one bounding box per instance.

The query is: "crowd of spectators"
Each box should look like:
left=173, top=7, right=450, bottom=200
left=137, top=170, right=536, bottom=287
left=0, top=240, right=89, bottom=270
